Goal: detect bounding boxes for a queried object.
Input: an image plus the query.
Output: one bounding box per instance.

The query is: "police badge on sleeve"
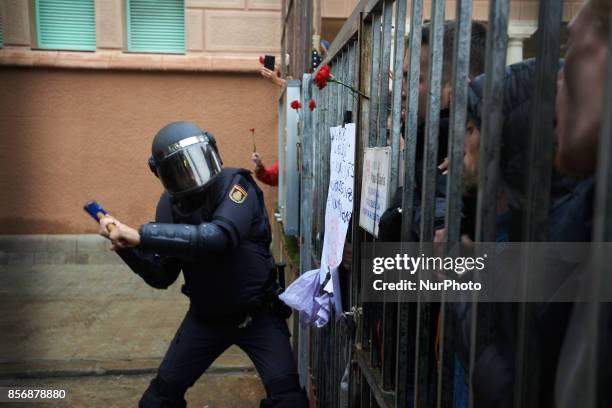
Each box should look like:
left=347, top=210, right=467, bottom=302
left=229, top=184, right=248, bottom=204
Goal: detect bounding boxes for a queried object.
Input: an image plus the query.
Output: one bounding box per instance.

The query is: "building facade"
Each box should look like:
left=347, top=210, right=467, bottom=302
left=0, top=0, right=284, bottom=234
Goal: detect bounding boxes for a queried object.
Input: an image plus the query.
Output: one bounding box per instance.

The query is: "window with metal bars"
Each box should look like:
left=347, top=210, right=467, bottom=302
left=126, top=0, right=185, bottom=55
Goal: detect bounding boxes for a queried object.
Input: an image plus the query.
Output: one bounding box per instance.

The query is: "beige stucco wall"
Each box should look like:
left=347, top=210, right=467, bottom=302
left=0, top=1, right=284, bottom=234
left=0, top=67, right=280, bottom=234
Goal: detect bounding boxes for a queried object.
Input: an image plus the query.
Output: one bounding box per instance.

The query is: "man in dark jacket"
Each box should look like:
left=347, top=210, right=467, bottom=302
left=456, top=59, right=596, bottom=408
left=553, top=2, right=611, bottom=405
left=98, top=122, right=306, bottom=408
left=378, top=21, right=487, bottom=242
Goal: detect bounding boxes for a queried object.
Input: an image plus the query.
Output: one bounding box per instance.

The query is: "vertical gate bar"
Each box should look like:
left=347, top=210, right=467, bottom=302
left=364, top=9, right=380, bottom=373
left=310, top=86, right=316, bottom=264
left=340, top=324, right=345, bottom=408
left=436, top=1, right=473, bottom=407
left=444, top=0, right=472, bottom=243
left=413, top=1, right=445, bottom=407
left=278, top=90, right=286, bottom=225
left=347, top=44, right=353, bottom=115
left=310, top=328, right=322, bottom=401
left=371, top=13, right=383, bottom=369
left=339, top=52, right=346, bottom=124
left=299, top=73, right=314, bottom=388
left=401, top=0, right=424, bottom=242
left=473, top=2, right=508, bottom=242
left=348, top=42, right=358, bottom=318
left=323, top=323, right=327, bottom=406
left=330, top=60, right=338, bottom=129
left=357, top=15, right=372, bottom=374
left=418, top=0, right=445, bottom=243
left=334, top=55, right=346, bottom=407
left=369, top=9, right=383, bottom=146
left=390, top=0, right=407, bottom=193
left=317, top=84, right=324, bottom=260
left=470, top=3, right=509, bottom=408
left=317, top=85, right=328, bottom=258
left=322, top=325, right=327, bottom=406
left=348, top=42, right=357, bottom=116
left=334, top=319, right=339, bottom=408
left=335, top=319, right=341, bottom=407
left=310, top=86, right=318, bottom=266
left=381, top=303, right=397, bottom=390
left=347, top=38, right=358, bottom=405
left=318, top=75, right=324, bottom=252
left=351, top=21, right=367, bottom=404
left=515, top=1, right=563, bottom=408
left=317, top=326, right=322, bottom=405
left=520, top=0, right=562, bottom=241
left=321, top=83, right=330, bottom=255
left=339, top=50, right=347, bottom=124
left=360, top=17, right=373, bottom=152
left=330, top=324, right=334, bottom=407
left=318, top=328, right=322, bottom=404
left=377, top=0, right=394, bottom=146
left=396, top=1, right=424, bottom=407
left=325, top=325, right=330, bottom=406
left=331, top=91, right=339, bottom=404
left=380, top=4, right=399, bottom=387
left=589, top=17, right=612, bottom=408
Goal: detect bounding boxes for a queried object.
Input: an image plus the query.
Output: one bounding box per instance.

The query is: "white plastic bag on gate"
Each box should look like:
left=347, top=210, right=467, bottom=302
left=279, top=268, right=321, bottom=326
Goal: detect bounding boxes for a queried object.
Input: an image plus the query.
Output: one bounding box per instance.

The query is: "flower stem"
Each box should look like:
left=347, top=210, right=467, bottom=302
left=329, top=77, right=369, bottom=99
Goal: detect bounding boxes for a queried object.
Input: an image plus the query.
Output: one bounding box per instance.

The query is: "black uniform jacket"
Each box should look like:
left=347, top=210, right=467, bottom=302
left=118, top=168, right=275, bottom=320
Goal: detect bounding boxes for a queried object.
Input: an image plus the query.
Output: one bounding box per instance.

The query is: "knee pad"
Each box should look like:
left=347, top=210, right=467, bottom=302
left=139, top=376, right=187, bottom=408
left=260, top=374, right=308, bottom=408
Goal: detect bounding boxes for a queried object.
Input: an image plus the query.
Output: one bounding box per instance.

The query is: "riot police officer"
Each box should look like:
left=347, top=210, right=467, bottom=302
left=98, top=121, right=307, bottom=408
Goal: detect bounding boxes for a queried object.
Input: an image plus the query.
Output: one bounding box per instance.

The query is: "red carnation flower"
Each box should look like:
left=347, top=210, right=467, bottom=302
left=308, top=99, right=316, bottom=111
left=259, top=55, right=265, bottom=64
left=249, top=127, right=255, bottom=132
left=290, top=100, right=302, bottom=110
left=314, top=64, right=332, bottom=89
left=312, top=64, right=368, bottom=99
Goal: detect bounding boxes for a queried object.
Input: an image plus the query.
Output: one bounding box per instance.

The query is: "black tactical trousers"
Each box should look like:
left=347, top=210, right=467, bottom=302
left=139, top=308, right=306, bottom=408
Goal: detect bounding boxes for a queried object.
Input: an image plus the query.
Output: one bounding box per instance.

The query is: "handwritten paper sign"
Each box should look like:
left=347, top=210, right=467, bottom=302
left=280, top=124, right=355, bottom=327
left=359, top=147, right=391, bottom=237
left=320, top=124, right=356, bottom=283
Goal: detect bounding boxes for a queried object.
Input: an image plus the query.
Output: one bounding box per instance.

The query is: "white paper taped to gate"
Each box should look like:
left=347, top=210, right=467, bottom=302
left=320, top=124, right=356, bottom=282
left=359, top=147, right=391, bottom=237
left=279, top=124, right=356, bottom=327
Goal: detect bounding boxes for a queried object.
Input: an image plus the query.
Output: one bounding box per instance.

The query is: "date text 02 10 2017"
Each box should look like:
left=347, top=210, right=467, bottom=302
left=372, top=279, right=482, bottom=291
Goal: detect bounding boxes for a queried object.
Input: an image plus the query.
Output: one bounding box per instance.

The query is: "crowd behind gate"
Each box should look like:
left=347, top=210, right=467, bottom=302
left=295, top=0, right=612, bottom=406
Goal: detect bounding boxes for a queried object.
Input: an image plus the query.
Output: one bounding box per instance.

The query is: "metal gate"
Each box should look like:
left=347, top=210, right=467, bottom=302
left=289, top=0, right=612, bottom=407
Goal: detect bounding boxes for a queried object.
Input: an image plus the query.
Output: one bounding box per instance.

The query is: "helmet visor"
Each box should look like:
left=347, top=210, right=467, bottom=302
left=155, top=139, right=222, bottom=196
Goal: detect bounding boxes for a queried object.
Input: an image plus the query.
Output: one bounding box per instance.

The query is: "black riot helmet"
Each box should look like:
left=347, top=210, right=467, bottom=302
left=148, top=121, right=223, bottom=198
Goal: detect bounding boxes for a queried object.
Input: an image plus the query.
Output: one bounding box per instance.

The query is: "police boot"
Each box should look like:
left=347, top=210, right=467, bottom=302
left=139, top=376, right=187, bottom=408
left=260, top=374, right=308, bottom=408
